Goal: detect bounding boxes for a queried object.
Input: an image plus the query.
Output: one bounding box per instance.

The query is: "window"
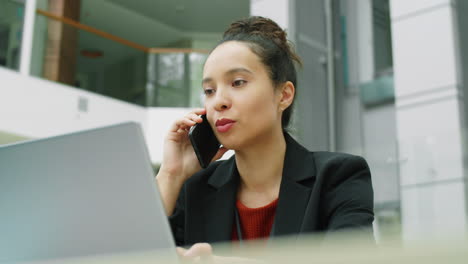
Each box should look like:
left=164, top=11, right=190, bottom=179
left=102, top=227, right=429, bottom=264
left=0, top=0, right=25, bottom=71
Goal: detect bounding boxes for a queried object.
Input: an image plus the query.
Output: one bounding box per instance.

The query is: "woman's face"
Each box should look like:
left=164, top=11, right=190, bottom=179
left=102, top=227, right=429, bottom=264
left=202, top=41, right=284, bottom=150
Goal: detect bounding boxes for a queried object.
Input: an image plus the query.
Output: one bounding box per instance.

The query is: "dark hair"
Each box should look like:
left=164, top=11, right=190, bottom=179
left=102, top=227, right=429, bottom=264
left=216, top=16, right=302, bottom=130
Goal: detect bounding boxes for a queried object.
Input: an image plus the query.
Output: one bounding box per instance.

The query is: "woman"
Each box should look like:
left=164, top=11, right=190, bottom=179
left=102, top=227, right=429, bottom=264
left=156, top=16, right=374, bottom=261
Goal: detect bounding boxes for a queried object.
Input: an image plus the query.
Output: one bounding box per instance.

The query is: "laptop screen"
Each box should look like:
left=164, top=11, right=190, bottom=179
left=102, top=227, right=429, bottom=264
left=0, top=123, right=177, bottom=262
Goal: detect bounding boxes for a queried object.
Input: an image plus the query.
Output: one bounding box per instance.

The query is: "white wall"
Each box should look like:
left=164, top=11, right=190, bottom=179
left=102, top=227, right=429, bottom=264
left=0, top=67, right=147, bottom=138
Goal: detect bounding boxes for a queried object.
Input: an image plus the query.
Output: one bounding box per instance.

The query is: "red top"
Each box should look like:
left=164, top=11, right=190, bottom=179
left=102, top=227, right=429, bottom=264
left=231, top=198, right=279, bottom=241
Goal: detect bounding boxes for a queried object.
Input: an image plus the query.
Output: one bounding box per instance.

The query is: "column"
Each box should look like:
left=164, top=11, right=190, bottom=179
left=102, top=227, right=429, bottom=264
left=43, top=0, right=80, bottom=85
left=390, top=0, right=467, bottom=241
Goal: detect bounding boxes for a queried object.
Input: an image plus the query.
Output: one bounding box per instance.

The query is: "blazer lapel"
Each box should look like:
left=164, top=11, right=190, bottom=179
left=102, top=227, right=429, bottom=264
left=271, top=133, right=317, bottom=237
left=188, top=134, right=316, bottom=243
left=201, top=158, right=239, bottom=243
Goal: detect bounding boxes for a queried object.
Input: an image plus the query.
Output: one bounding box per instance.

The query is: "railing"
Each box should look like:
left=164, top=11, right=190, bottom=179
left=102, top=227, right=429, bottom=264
left=36, top=9, right=209, bottom=54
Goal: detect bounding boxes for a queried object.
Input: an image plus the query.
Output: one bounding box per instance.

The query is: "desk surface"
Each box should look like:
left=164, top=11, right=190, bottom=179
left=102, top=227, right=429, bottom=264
left=16, top=233, right=468, bottom=264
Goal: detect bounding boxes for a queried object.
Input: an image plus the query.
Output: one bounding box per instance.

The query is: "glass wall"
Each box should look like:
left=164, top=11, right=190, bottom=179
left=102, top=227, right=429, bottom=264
left=1, top=0, right=251, bottom=107
left=0, top=0, right=25, bottom=71
left=30, top=7, right=209, bottom=108
left=146, top=53, right=208, bottom=107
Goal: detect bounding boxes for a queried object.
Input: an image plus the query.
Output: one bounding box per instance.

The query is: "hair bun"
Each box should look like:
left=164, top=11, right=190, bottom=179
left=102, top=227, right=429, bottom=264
left=223, top=16, right=302, bottom=66
left=224, top=16, right=287, bottom=46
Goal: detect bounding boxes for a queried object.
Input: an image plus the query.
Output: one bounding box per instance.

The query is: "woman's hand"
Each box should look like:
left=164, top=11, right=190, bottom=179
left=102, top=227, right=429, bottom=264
left=159, top=108, right=204, bottom=181
left=177, top=243, right=213, bottom=263
left=159, top=108, right=227, bottom=182
left=156, top=108, right=228, bottom=216
left=177, top=243, right=264, bottom=264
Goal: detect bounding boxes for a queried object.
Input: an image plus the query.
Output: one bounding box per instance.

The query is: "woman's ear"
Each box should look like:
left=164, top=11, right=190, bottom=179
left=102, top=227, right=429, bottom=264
left=278, top=81, right=295, bottom=111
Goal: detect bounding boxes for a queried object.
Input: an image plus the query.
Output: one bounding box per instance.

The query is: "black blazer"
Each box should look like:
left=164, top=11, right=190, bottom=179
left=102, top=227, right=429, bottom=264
left=169, top=133, right=374, bottom=246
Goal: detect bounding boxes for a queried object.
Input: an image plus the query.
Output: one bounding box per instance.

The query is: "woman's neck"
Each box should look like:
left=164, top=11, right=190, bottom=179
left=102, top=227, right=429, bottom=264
left=235, top=129, right=286, bottom=195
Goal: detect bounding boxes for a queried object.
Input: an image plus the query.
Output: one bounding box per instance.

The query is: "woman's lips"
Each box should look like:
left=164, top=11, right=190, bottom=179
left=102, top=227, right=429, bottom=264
left=215, top=118, right=235, bottom=133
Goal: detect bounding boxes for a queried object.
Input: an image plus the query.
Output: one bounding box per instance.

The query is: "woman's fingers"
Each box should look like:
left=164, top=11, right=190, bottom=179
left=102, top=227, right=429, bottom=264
left=176, top=246, right=188, bottom=257
left=176, top=247, right=191, bottom=262
left=170, top=118, right=195, bottom=134
left=178, top=245, right=263, bottom=264
left=176, top=243, right=213, bottom=263
left=184, top=243, right=213, bottom=263
left=193, top=108, right=207, bottom=116
left=170, top=110, right=206, bottom=134
left=186, top=112, right=203, bottom=123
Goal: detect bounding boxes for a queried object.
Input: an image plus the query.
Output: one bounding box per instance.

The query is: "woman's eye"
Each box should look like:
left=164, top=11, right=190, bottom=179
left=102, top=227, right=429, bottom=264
left=232, top=80, right=247, bottom=87
left=204, top=88, right=215, bottom=95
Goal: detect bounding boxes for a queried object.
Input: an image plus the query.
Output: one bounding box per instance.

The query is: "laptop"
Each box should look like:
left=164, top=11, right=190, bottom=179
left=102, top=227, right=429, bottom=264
left=0, top=122, right=177, bottom=263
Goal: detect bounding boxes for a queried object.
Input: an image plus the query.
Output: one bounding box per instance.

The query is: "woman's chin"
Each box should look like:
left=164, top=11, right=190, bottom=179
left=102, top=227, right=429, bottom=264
left=220, top=142, right=238, bottom=151
left=218, top=138, right=241, bottom=151
left=218, top=134, right=260, bottom=152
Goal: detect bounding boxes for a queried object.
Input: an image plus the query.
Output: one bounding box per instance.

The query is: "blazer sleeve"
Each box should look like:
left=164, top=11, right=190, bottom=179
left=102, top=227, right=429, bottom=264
left=321, top=155, right=374, bottom=233
left=168, top=183, right=186, bottom=246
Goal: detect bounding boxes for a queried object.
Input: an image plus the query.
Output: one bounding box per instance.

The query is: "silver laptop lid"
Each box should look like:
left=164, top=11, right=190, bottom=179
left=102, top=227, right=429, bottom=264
left=0, top=122, right=176, bottom=262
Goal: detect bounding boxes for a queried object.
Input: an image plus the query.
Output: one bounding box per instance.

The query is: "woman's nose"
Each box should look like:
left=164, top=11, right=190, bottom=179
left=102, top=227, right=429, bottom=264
left=213, top=88, right=231, bottom=111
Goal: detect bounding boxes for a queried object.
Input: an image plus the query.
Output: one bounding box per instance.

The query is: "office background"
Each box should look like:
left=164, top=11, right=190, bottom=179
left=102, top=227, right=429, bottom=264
left=1, top=0, right=467, bottom=244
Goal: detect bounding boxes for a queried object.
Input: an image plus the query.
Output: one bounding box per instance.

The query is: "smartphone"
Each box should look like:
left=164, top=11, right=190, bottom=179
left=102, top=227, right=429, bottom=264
left=188, top=115, right=221, bottom=168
